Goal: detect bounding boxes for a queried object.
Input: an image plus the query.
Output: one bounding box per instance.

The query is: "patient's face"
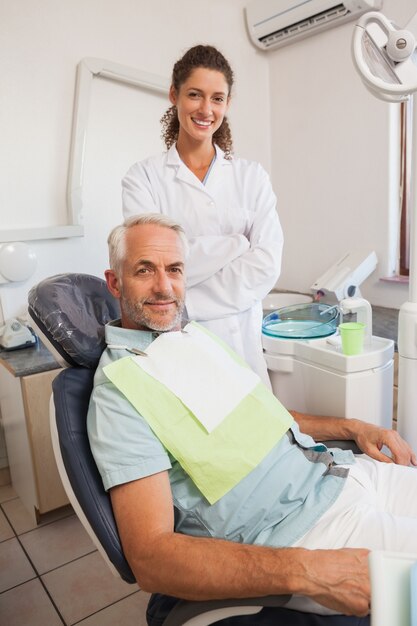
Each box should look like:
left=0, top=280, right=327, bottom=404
left=111, top=224, right=185, bottom=332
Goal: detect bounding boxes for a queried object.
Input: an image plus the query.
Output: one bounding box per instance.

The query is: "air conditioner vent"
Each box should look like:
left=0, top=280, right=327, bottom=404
left=259, top=4, right=348, bottom=48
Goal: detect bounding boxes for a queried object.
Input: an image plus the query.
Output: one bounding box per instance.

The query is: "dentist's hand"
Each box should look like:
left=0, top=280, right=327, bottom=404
left=353, top=420, right=417, bottom=466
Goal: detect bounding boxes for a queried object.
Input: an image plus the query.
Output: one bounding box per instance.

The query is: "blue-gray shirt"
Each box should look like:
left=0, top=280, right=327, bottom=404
left=87, top=322, right=355, bottom=548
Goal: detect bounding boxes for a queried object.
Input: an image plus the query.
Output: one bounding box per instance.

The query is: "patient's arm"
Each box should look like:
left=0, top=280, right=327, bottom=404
left=291, top=410, right=417, bottom=466
left=110, top=469, right=370, bottom=616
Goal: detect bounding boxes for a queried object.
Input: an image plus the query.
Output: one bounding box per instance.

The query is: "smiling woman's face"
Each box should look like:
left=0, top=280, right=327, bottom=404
left=169, top=67, right=230, bottom=146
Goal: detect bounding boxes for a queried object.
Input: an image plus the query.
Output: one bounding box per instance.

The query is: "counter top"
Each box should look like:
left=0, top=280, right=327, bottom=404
left=372, top=305, right=398, bottom=348
left=0, top=339, right=61, bottom=377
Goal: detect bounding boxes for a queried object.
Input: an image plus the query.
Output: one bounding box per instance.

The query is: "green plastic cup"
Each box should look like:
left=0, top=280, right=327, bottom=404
left=339, top=322, right=365, bottom=356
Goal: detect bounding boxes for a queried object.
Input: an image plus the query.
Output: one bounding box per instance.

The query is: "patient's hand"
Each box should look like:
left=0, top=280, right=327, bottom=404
left=302, top=548, right=370, bottom=617
left=353, top=421, right=417, bottom=466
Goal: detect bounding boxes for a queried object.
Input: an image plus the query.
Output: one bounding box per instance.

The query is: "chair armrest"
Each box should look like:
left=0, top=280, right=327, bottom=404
left=324, top=440, right=362, bottom=454
left=161, top=595, right=291, bottom=626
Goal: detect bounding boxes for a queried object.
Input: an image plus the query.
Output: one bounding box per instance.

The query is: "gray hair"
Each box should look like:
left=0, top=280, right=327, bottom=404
left=108, top=213, right=189, bottom=277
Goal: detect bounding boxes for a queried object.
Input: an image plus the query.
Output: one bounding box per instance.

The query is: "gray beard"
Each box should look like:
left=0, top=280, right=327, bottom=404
left=121, top=292, right=185, bottom=332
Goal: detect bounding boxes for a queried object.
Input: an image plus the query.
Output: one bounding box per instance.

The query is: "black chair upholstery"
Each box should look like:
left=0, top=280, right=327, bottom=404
left=51, top=366, right=136, bottom=583
left=28, top=273, right=120, bottom=368
left=28, top=273, right=369, bottom=626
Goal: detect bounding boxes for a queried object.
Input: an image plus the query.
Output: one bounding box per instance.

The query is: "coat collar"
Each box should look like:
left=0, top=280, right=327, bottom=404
left=166, top=144, right=230, bottom=171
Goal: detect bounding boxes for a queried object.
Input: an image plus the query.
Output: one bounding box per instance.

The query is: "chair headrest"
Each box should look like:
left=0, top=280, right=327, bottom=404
left=28, top=273, right=120, bottom=369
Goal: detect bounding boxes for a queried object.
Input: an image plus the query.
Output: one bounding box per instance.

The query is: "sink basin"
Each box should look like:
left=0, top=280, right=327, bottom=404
left=262, top=292, right=313, bottom=312
left=262, top=302, right=339, bottom=339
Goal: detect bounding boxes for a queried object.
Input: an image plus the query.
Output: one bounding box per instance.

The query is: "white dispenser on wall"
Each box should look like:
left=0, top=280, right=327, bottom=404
left=262, top=299, right=394, bottom=428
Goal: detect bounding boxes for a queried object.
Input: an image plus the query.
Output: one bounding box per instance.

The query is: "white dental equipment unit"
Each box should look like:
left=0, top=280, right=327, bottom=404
left=352, top=9, right=417, bottom=452
left=263, top=255, right=394, bottom=428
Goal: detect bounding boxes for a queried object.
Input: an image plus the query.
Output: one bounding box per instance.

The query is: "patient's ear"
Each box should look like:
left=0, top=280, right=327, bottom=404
left=105, top=270, right=121, bottom=299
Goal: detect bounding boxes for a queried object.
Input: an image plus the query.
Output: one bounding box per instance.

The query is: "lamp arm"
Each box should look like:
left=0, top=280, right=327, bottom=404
left=352, top=11, right=417, bottom=102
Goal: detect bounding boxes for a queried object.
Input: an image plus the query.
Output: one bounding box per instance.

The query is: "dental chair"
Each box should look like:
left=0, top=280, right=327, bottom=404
left=28, top=273, right=369, bottom=626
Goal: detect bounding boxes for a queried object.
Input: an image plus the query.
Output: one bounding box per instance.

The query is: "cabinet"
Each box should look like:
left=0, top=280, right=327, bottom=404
left=0, top=342, right=68, bottom=523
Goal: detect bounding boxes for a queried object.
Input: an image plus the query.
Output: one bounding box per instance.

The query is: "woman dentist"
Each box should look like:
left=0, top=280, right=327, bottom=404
left=122, top=45, right=283, bottom=385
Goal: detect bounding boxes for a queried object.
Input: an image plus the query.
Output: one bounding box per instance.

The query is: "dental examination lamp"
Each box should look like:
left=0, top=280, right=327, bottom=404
left=352, top=10, right=417, bottom=451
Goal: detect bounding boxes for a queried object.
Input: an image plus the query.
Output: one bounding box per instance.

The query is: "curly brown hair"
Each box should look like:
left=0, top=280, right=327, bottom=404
left=161, top=45, right=234, bottom=159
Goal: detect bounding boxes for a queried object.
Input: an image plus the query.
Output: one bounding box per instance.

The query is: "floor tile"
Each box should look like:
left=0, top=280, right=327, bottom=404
left=0, top=507, right=14, bottom=542
left=75, top=590, right=150, bottom=625
left=42, top=551, right=138, bottom=624
left=0, top=537, right=36, bottom=593
left=19, top=514, right=95, bottom=574
left=0, top=483, right=17, bottom=503
left=0, top=577, right=63, bottom=626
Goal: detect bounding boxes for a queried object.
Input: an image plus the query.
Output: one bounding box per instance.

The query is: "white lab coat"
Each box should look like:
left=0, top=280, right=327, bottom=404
left=122, top=144, right=283, bottom=385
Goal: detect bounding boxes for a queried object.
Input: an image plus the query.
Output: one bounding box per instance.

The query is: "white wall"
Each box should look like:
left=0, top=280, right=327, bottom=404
left=2, top=0, right=416, bottom=319
left=269, top=0, right=416, bottom=308
left=0, top=0, right=271, bottom=320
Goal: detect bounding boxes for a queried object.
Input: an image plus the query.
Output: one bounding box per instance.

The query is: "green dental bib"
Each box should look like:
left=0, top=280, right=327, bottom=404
left=103, top=323, right=293, bottom=504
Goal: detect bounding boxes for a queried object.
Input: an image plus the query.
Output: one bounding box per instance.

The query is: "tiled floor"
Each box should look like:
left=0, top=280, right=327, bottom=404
left=0, top=484, right=150, bottom=625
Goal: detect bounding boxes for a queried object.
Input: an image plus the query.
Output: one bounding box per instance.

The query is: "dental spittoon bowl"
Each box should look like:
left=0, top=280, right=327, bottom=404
left=262, top=303, right=339, bottom=339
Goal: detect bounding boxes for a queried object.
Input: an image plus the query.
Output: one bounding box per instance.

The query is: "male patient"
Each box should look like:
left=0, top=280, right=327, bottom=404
left=87, top=214, right=417, bottom=622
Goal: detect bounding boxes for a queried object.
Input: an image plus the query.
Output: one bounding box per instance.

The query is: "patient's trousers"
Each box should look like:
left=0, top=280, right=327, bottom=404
left=293, top=454, right=417, bottom=553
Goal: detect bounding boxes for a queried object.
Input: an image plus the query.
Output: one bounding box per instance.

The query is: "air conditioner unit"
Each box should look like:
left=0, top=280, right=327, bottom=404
left=245, top=0, right=382, bottom=51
